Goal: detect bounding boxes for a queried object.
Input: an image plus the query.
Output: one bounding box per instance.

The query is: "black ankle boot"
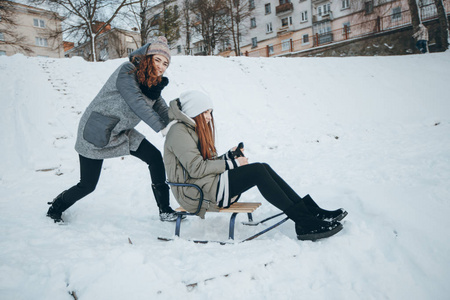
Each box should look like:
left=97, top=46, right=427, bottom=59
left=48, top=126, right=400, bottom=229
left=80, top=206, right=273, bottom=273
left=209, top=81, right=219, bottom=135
left=294, top=220, right=343, bottom=241
left=152, top=183, right=178, bottom=222
left=302, top=194, right=348, bottom=222
left=47, top=191, right=66, bottom=223
left=284, top=202, right=343, bottom=241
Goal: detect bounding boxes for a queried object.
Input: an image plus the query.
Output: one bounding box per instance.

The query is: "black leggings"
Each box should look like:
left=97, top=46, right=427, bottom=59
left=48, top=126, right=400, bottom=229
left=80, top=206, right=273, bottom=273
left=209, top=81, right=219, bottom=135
left=228, top=163, right=303, bottom=212
left=61, top=139, right=166, bottom=209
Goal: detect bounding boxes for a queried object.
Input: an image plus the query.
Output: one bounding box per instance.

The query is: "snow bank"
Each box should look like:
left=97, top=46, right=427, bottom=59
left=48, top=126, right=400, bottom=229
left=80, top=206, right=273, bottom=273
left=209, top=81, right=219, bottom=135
left=0, top=51, right=449, bottom=299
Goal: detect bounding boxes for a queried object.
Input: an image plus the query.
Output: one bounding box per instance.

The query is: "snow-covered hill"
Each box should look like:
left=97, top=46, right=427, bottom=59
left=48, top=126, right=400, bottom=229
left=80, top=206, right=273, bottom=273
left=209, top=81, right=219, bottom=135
left=1, top=52, right=449, bottom=299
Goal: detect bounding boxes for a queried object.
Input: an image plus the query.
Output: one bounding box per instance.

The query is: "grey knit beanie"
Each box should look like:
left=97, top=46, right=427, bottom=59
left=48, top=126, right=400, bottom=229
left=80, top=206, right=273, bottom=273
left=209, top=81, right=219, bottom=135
left=180, top=90, right=213, bottom=118
left=146, top=36, right=171, bottom=63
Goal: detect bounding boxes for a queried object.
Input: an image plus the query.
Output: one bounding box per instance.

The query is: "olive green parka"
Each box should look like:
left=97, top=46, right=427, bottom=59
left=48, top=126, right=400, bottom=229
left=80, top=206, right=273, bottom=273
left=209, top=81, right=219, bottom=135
left=163, top=99, right=229, bottom=218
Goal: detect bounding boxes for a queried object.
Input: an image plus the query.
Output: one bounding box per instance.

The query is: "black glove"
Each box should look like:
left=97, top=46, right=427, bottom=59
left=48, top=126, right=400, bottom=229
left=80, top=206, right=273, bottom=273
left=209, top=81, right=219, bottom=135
left=142, top=77, right=169, bottom=100
left=231, top=142, right=245, bottom=158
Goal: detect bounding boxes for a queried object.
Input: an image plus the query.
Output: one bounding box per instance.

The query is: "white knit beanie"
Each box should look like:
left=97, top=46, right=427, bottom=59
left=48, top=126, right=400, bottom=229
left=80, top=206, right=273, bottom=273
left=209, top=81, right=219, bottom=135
left=179, top=90, right=213, bottom=118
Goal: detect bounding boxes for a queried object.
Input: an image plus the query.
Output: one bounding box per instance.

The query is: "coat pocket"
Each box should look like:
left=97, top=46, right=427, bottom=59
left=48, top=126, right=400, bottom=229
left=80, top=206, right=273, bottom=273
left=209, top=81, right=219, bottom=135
left=83, top=112, right=120, bottom=148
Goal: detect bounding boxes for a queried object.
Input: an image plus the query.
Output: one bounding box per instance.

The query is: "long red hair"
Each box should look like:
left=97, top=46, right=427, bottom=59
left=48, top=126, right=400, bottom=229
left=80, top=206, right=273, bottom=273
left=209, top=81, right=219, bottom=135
left=133, top=55, right=161, bottom=87
left=193, top=112, right=216, bottom=160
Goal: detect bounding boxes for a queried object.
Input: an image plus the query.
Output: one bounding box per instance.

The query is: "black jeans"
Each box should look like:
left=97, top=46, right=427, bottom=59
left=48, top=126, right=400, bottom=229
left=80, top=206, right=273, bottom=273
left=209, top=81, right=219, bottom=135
left=228, top=163, right=303, bottom=212
left=59, top=139, right=166, bottom=211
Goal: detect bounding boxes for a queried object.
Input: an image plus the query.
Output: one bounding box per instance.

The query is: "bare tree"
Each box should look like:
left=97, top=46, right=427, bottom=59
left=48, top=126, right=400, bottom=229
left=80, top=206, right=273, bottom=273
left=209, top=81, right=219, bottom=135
left=107, top=28, right=139, bottom=58
left=0, top=0, right=33, bottom=54
left=224, top=0, right=252, bottom=56
left=30, top=0, right=135, bottom=61
left=180, top=0, right=192, bottom=54
left=120, top=0, right=158, bottom=46
left=433, top=0, right=449, bottom=50
left=346, top=0, right=398, bottom=33
left=191, top=0, right=229, bottom=55
left=407, top=0, right=421, bottom=30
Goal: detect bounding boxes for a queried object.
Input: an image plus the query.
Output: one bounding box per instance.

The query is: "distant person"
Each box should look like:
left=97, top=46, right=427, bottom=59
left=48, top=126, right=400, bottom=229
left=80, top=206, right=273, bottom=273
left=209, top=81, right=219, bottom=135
left=413, top=23, right=429, bottom=53
left=47, top=37, right=178, bottom=223
left=163, top=90, right=347, bottom=241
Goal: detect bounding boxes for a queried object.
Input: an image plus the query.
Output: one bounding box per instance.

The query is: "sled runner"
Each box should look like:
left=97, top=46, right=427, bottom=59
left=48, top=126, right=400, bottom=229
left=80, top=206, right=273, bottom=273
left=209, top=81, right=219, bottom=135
left=158, top=182, right=289, bottom=243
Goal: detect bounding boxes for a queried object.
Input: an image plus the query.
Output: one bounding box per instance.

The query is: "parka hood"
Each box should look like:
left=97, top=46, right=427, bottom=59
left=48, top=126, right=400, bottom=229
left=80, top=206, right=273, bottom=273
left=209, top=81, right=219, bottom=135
left=128, top=42, right=151, bottom=65
left=168, top=99, right=196, bottom=128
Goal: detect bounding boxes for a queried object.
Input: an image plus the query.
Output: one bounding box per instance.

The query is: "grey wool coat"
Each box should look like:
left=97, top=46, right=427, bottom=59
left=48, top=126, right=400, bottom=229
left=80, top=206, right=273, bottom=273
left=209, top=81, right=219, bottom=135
left=164, top=100, right=233, bottom=218
left=74, top=43, right=169, bottom=159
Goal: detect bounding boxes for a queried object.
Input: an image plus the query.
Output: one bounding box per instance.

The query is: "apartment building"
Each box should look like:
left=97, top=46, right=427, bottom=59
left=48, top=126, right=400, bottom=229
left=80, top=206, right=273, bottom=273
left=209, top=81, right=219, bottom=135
left=239, top=0, right=315, bottom=56
left=240, top=0, right=411, bottom=56
left=64, top=24, right=141, bottom=61
left=147, top=0, right=447, bottom=57
left=0, top=1, right=64, bottom=58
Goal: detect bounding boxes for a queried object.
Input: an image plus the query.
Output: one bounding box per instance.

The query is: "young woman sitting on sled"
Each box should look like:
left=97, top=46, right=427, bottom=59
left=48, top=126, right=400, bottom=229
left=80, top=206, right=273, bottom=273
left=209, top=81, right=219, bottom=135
left=163, top=90, right=347, bottom=241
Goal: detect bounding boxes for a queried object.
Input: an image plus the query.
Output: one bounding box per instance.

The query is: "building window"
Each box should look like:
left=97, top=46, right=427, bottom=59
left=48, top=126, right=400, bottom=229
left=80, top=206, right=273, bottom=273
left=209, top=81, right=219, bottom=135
left=268, top=44, right=274, bottom=55
left=177, top=45, right=182, bottom=53
left=342, top=0, right=349, bottom=10
left=318, top=3, right=331, bottom=16
left=33, top=18, right=45, bottom=28
left=301, top=11, right=308, bottom=22
left=365, top=1, right=374, bottom=14
left=392, top=7, right=402, bottom=21
left=100, top=48, right=109, bottom=61
left=251, top=37, right=257, bottom=48
left=249, top=0, right=255, bottom=9
left=281, top=17, right=292, bottom=27
left=250, top=17, right=256, bottom=28
left=0, top=50, right=6, bottom=56
left=342, top=22, right=351, bottom=34
left=279, top=0, right=290, bottom=4
left=194, top=43, right=204, bottom=54
left=302, top=34, right=309, bottom=44
left=0, top=32, right=4, bottom=41
left=35, top=37, right=48, bottom=47
left=265, top=3, right=271, bottom=14
left=266, top=22, right=273, bottom=33
left=281, top=39, right=291, bottom=51
left=127, top=48, right=134, bottom=54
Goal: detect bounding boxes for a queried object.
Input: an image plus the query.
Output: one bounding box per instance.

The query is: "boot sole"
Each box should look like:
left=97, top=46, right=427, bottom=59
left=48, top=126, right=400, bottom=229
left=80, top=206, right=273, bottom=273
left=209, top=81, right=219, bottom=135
left=297, top=223, right=343, bottom=241
left=46, top=213, right=64, bottom=223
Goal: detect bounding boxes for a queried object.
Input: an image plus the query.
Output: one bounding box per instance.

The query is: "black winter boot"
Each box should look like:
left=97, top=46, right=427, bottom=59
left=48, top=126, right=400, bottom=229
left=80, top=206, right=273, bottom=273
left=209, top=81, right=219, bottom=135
left=151, top=183, right=178, bottom=222
left=284, top=202, right=343, bottom=241
left=47, top=191, right=66, bottom=223
left=302, top=194, right=348, bottom=222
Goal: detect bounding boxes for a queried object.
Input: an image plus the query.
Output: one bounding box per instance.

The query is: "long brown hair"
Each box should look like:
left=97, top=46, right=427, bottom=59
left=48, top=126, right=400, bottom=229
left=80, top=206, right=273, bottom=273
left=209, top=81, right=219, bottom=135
left=193, top=112, right=216, bottom=160
left=133, top=55, right=161, bottom=87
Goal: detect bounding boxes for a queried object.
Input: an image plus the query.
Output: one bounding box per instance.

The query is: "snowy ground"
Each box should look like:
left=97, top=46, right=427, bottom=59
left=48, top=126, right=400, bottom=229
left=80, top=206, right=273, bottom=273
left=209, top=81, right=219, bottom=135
left=1, top=51, right=449, bottom=300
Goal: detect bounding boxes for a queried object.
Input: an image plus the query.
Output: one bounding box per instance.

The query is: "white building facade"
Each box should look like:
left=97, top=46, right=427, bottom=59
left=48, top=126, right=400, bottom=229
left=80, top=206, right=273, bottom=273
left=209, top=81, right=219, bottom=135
left=147, top=0, right=437, bottom=57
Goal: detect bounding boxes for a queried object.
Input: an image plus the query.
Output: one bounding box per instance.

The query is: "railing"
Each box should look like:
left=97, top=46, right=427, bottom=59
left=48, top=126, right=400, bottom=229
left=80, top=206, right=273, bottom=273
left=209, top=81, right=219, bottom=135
left=276, top=2, right=294, bottom=15
left=245, top=1, right=449, bottom=57
left=421, top=2, right=438, bottom=21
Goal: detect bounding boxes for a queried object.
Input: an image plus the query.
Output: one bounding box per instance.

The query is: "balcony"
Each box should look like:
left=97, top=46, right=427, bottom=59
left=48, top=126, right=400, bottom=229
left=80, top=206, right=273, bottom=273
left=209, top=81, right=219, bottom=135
left=312, top=11, right=333, bottom=23
left=277, top=25, right=294, bottom=35
left=313, top=32, right=334, bottom=46
left=276, top=2, right=294, bottom=16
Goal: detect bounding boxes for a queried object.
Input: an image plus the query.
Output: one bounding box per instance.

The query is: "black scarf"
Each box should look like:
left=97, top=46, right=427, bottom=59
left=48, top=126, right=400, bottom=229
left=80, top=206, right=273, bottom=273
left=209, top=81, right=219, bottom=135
left=141, top=77, right=169, bottom=100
